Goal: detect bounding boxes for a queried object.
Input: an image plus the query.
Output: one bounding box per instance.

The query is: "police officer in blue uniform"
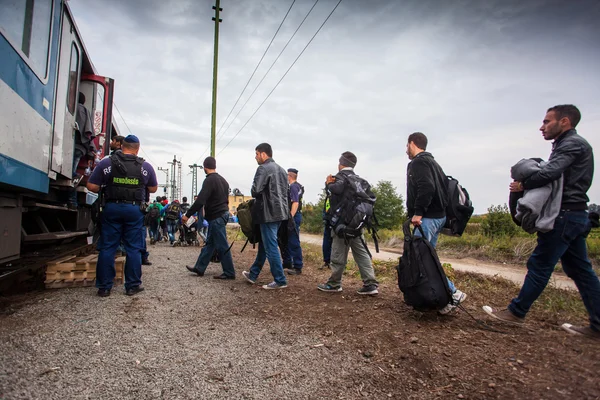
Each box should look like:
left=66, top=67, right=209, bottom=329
left=282, top=168, right=304, bottom=275
left=87, top=135, right=158, bottom=297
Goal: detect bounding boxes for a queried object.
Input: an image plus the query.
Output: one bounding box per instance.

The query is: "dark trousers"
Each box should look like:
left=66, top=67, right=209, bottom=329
left=509, top=211, right=600, bottom=331
left=281, top=213, right=303, bottom=269
left=192, top=212, right=235, bottom=277
left=96, top=203, right=144, bottom=290
left=322, top=223, right=332, bottom=264
left=141, top=227, right=149, bottom=261
left=149, top=219, right=160, bottom=241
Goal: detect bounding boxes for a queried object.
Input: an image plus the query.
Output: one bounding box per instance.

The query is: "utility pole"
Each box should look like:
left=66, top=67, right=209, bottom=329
left=210, top=0, right=222, bottom=157
left=189, top=163, right=204, bottom=199
left=157, top=167, right=169, bottom=197
left=176, top=159, right=182, bottom=201
left=167, top=155, right=178, bottom=201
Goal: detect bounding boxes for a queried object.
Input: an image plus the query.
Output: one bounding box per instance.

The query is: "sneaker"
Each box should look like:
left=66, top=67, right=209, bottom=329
left=319, top=262, right=330, bottom=270
left=317, top=283, right=342, bottom=292
left=285, top=268, right=302, bottom=275
left=561, top=324, right=600, bottom=341
left=125, top=286, right=145, bottom=296
left=242, top=271, right=256, bottom=284
left=357, top=284, right=379, bottom=295
left=97, top=289, right=111, bottom=297
left=150, top=239, right=156, bottom=245
left=439, top=290, right=468, bottom=315
left=262, top=281, right=288, bottom=290
left=482, top=306, right=524, bottom=325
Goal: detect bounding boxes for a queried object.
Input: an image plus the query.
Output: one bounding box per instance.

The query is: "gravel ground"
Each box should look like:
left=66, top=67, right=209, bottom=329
left=1, top=239, right=599, bottom=400
left=0, top=242, right=394, bottom=400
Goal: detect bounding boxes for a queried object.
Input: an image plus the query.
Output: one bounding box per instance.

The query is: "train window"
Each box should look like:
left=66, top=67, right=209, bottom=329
left=0, top=0, right=53, bottom=80
left=66, top=44, right=79, bottom=114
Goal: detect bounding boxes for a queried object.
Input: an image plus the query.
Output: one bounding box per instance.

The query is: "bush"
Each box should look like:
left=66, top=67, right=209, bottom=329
left=481, top=204, right=519, bottom=238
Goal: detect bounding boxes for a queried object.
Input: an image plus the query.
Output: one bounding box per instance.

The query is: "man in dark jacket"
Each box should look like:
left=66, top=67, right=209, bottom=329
left=484, top=104, right=599, bottom=341
left=242, top=143, right=289, bottom=289
left=317, top=152, right=379, bottom=295
left=406, top=132, right=466, bottom=314
left=184, top=157, right=234, bottom=279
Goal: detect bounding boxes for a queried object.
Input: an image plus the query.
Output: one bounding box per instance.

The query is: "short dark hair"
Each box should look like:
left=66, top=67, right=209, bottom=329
left=78, top=92, right=86, bottom=105
left=122, top=141, right=139, bottom=151
left=408, top=132, right=428, bottom=150
left=182, top=197, right=187, bottom=202
left=547, top=104, right=581, bottom=128
left=340, top=151, right=357, bottom=167
left=255, top=143, right=273, bottom=157
left=112, top=135, right=125, bottom=144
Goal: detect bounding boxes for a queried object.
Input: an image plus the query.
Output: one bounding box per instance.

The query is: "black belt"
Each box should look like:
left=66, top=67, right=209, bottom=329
left=107, top=200, right=143, bottom=205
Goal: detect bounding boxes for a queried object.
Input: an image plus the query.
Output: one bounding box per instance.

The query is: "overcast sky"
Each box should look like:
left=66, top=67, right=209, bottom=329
left=69, top=0, right=600, bottom=213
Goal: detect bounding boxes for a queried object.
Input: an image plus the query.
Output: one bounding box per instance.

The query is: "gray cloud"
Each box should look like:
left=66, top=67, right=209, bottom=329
left=70, top=0, right=600, bottom=212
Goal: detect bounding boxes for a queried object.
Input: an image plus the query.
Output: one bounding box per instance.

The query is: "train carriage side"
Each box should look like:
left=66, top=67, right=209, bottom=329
left=0, top=0, right=116, bottom=265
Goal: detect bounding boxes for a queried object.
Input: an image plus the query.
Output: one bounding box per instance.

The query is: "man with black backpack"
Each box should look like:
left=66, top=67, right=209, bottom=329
left=317, top=151, right=379, bottom=295
left=164, top=200, right=182, bottom=246
left=406, top=132, right=467, bottom=314
left=146, top=197, right=163, bottom=244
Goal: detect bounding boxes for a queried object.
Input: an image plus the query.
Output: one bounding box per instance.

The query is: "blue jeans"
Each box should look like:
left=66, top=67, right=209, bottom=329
left=281, top=213, right=303, bottom=269
left=192, top=212, right=235, bottom=277
left=96, top=202, right=144, bottom=290
left=509, top=211, right=600, bottom=331
left=413, top=216, right=457, bottom=293
left=166, top=219, right=178, bottom=243
left=323, top=223, right=332, bottom=263
left=149, top=219, right=160, bottom=242
left=249, top=221, right=287, bottom=285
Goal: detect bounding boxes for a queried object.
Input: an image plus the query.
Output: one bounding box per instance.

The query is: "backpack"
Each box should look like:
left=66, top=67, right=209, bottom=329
left=329, top=173, right=379, bottom=255
left=442, top=176, right=474, bottom=236
left=148, top=205, right=160, bottom=219
left=237, top=199, right=260, bottom=250
left=166, top=203, right=181, bottom=220
left=397, top=220, right=452, bottom=311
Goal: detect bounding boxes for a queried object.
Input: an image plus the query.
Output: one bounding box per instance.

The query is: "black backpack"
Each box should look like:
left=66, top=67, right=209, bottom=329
left=397, top=220, right=452, bottom=312
left=148, top=205, right=160, bottom=219
left=166, top=203, right=181, bottom=220
left=442, top=176, right=474, bottom=236
left=329, top=173, right=379, bottom=255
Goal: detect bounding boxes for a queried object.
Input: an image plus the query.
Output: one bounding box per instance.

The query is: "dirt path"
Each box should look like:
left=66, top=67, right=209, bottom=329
left=301, top=233, right=578, bottom=291
left=0, top=241, right=598, bottom=399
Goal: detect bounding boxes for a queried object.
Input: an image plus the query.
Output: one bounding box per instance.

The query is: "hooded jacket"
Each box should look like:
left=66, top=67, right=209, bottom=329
left=511, top=158, right=563, bottom=233
left=251, top=158, right=289, bottom=223
left=406, top=152, right=448, bottom=219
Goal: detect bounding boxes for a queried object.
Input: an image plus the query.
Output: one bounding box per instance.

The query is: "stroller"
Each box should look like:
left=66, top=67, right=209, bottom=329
left=178, top=219, right=200, bottom=246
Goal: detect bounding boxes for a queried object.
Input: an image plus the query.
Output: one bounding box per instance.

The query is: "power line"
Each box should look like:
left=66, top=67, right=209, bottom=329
left=193, top=0, right=297, bottom=164
left=113, top=103, right=160, bottom=167
left=215, top=0, right=320, bottom=147
left=218, top=0, right=343, bottom=156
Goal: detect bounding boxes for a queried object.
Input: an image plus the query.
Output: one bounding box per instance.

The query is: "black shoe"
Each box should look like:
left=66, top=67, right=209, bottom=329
left=213, top=273, right=235, bottom=280
left=282, top=263, right=293, bottom=270
left=357, top=284, right=379, bottom=295
left=319, top=262, right=330, bottom=270
left=125, top=286, right=145, bottom=296
left=142, top=258, right=152, bottom=266
left=285, top=268, right=302, bottom=275
left=97, top=289, right=111, bottom=297
left=186, top=265, right=204, bottom=276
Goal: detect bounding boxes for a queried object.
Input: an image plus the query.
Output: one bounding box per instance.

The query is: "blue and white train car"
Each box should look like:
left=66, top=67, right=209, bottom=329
left=0, top=0, right=119, bottom=264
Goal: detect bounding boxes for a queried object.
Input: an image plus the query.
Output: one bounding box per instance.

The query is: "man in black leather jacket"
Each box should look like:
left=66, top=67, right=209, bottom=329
left=242, top=143, right=289, bottom=290
left=484, top=104, right=599, bottom=341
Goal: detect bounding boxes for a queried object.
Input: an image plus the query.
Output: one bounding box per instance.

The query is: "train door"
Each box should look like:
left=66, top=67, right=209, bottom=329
left=79, top=75, right=115, bottom=160
left=51, top=11, right=81, bottom=178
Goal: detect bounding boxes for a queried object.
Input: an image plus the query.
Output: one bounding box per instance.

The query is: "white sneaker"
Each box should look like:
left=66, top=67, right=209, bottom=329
left=242, top=271, right=256, bottom=284
left=439, top=289, right=467, bottom=315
